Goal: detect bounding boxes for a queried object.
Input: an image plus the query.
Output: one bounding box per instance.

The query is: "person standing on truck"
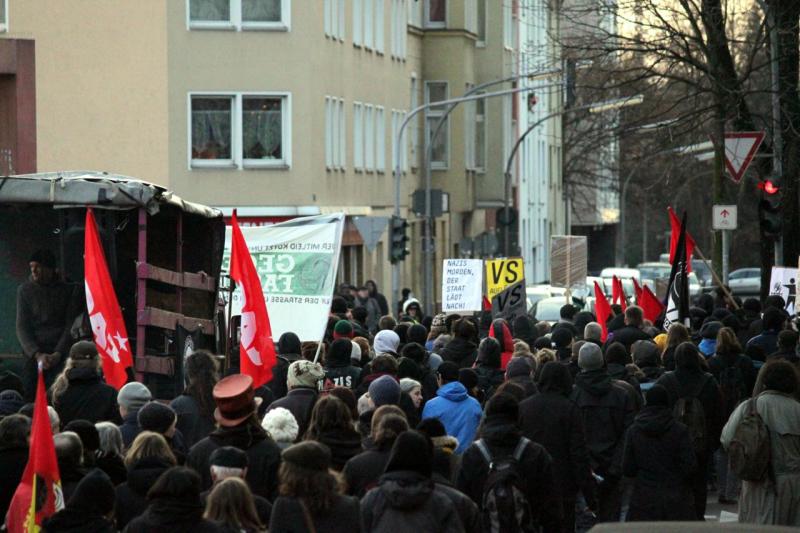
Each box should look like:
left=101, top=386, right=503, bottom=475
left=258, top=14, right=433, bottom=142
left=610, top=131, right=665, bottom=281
left=16, top=249, right=78, bottom=400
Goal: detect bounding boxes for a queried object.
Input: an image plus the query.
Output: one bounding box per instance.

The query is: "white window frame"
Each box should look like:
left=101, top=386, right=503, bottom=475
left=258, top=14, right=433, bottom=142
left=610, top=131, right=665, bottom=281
left=465, top=0, right=476, bottom=34
left=376, top=105, right=386, bottom=172
left=425, top=81, right=449, bottom=170
left=474, top=96, right=486, bottom=173
left=424, top=0, right=446, bottom=29
left=325, top=0, right=345, bottom=40
left=338, top=0, right=346, bottom=41
left=391, top=0, right=407, bottom=59
left=0, top=0, right=8, bottom=33
left=375, top=0, right=385, bottom=54
left=503, top=0, right=513, bottom=49
left=338, top=98, right=346, bottom=169
left=410, top=75, right=418, bottom=168
left=187, top=0, right=291, bottom=32
left=188, top=91, right=292, bottom=170
left=354, top=102, right=364, bottom=170
left=392, top=109, right=409, bottom=172
left=365, top=104, right=375, bottom=171
left=325, top=96, right=334, bottom=169
left=408, top=0, right=422, bottom=27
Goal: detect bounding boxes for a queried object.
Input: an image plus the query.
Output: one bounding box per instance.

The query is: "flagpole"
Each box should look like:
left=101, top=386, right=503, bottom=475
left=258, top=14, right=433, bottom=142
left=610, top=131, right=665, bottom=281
left=224, top=274, right=234, bottom=368
left=691, top=245, right=740, bottom=310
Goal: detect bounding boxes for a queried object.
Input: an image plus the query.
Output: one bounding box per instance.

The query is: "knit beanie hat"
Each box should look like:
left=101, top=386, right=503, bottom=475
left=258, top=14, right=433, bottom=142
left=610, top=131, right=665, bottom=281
left=653, top=333, right=668, bottom=353
left=64, top=420, right=100, bottom=452
left=68, top=340, right=98, bottom=361
left=333, top=320, right=355, bottom=340
left=368, top=375, right=401, bottom=407
left=62, top=468, right=114, bottom=515
left=399, top=377, right=421, bottom=395
left=0, top=390, right=24, bottom=417
left=117, top=382, right=152, bottom=412
left=397, top=357, right=422, bottom=381
left=374, top=330, right=401, bottom=355
left=137, top=401, right=177, bottom=434
left=550, top=327, right=573, bottom=349
left=384, top=430, right=432, bottom=477
left=506, top=356, right=534, bottom=379
left=485, top=392, right=519, bottom=420
left=430, top=313, right=447, bottom=336
left=282, top=441, right=331, bottom=471
left=261, top=407, right=299, bottom=444
left=578, top=343, right=604, bottom=371
left=287, top=360, right=325, bottom=389
left=209, top=446, right=249, bottom=469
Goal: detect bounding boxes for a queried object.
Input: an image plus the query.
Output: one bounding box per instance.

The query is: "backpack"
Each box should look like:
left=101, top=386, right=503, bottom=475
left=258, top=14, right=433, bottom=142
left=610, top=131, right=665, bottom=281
left=718, top=356, right=746, bottom=417
left=671, top=374, right=710, bottom=454
left=729, top=396, right=772, bottom=482
left=476, top=437, right=536, bottom=533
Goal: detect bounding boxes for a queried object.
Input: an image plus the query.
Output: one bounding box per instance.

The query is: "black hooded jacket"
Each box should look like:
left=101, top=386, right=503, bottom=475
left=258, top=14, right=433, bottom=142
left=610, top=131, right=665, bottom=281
left=42, top=469, right=116, bottom=533
left=322, top=338, right=362, bottom=390
left=266, top=332, right=303, bottom=400
left=186, top=418, right=281, bottom=500
left=439, top=338, right=477, bottom=369
left=622, top=406, right=696, bottom=521
left=519, top=363, right=596, bottom=509
left=53, top=367, right=120, bottom=426
left=569, top=369, right=635, bottom=478
left=115, top=456, right=173, bottom=529
left=457, top=417, right=561, bottom=532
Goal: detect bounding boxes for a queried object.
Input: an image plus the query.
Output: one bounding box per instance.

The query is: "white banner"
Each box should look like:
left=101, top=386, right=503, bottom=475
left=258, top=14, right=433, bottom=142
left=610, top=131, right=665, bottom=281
left=223, top=214, right=345, bottom=342
left=441, top=259, right=483, bottom=313
left=769, top=266, right=797, bottom=315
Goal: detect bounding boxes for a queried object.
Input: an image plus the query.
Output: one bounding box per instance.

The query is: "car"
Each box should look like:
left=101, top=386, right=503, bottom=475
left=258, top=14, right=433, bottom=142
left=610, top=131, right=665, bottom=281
left=600, top=267, right=641, bottom=281
left=658, top=253, right=713, bottom=289
left=637, top=262, right=672, bottom=281
left=728, top=268, right=761, bottom=296
left=526, top=285, right=554, bottom=310
left=530, top=295, right=595, bottom=324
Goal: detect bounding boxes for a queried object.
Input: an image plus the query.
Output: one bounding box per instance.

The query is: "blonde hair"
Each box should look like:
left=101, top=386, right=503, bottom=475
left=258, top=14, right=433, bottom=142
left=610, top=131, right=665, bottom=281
left=124, top=431, right=176, bottom=467
left=204, top=477, right=263, bottom=532
left=535, top=348, right=557, bottom=368
left=50, top=356, right=102, bottom=405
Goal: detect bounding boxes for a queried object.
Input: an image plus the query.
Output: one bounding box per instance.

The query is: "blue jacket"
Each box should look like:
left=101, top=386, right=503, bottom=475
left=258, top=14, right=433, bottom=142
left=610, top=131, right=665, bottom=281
left=422, top=381, right=482, bottom=454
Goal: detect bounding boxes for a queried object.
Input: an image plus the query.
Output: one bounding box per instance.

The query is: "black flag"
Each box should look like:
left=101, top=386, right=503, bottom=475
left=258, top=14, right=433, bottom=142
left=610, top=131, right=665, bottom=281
left=664, top=212, right=690, bottom=329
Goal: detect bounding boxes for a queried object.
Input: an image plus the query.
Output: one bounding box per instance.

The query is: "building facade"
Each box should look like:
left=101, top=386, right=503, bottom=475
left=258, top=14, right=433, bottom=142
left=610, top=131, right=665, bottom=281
left=1, top=0, right=561, bottom=310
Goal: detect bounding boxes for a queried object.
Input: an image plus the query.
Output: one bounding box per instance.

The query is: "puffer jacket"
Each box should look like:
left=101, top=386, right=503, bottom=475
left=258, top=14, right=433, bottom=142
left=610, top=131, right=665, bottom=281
left=361, top=471, right=464, bottom=533
left=570, top=369, right=635, bottom=478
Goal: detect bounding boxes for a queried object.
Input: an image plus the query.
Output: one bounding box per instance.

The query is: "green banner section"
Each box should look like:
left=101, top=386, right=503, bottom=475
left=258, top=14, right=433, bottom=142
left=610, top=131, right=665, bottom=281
left=222, top=251, right=335, bottom=296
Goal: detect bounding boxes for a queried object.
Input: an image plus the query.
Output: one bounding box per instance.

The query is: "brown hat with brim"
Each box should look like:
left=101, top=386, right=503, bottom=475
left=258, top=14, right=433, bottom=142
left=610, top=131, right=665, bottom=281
left=213, top=374, right=261, bottom=427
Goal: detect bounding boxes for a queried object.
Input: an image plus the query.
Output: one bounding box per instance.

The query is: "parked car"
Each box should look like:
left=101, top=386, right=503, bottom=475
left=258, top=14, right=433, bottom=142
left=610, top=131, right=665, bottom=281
left=637, top=262, right=672, bottom=281
left=600, top=267, right=641, bottom=281
left=658, top=253, right=713, bottom=289
left=530, top=296, right=571, bottom=324
left=728, top=268, right=761, bottom=296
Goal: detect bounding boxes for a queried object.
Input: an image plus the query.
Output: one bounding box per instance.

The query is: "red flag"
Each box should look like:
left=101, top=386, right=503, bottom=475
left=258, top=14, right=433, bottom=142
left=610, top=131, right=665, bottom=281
left=230, top=212, right=277, bottom=388
left=668, top=207, right=696, bottom=272
left=632, top=278, right=643, bottom=304
left=611, top=276, right=627, bottom=311
left=640, top=285, right=666, bottom=323
left=593, top=281, right=611, bottom=342
left=482, top=296, right=492, bottom=312
left=5, top=366, right=63, bottom=532
left=84, top=208, right=132, bottom=390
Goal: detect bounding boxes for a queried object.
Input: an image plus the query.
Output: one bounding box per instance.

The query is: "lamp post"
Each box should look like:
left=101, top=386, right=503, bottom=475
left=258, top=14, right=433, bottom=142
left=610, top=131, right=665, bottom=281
left=391, top=85, right=538, bottom=316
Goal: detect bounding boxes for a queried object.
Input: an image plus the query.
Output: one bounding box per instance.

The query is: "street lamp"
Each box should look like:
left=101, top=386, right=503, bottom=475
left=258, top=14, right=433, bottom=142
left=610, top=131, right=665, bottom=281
left=391, top=85, right=539, bottom=315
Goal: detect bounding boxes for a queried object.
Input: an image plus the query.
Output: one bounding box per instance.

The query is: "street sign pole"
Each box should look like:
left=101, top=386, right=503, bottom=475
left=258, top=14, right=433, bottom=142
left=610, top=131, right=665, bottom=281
left=722, top=230, right=730, bottom=284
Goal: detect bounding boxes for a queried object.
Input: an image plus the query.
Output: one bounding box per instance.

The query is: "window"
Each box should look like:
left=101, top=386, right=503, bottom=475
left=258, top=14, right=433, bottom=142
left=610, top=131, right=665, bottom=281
left=408, top=0, right=422, bottom=27
left=353, top=0, right=363, bottom=45
left=325, top=96, right=346, bottom=170
left=0, top=0, right=7, bottom=32
left=364, top=0, right=374, bottom=49
left=365, top=104, right=375, bottom=171
left=410, top=76, right=418, bottom=168
left=375, top=0, right=385, bottom=54
left=473, top=97, right=486, bottom=171
left=188, top=0, right=290, bottom=31
left=189, top=92, right=291, bottom=169
left=425, top=81, right=449, bottom=169
left=476, top=0, right=486, bottom=44
left=376, top=106, right=386, bottom=172
left=425, top=0, right=445, bottom=28
left=465, top=0, right=476, bottom=34
left=354, top=102, right=364, bottom=170
left=324, top=0, right=345, bottom=39
left=391, top=109, right=409, bottom=173
left=503, top=0, right=513, bottom=48
left=391, top=0, right=407, bottom=59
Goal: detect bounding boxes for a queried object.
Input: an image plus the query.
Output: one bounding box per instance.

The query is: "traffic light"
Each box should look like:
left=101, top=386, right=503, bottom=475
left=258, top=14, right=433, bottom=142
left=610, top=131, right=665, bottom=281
left=389, top=216, right=410, bottom=263
left=758, top=176, right=782, bottom=238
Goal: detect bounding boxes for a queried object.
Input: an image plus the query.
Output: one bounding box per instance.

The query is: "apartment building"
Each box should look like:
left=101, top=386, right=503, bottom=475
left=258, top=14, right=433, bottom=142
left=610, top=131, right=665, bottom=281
left=0, top=0, right=551, bottom=308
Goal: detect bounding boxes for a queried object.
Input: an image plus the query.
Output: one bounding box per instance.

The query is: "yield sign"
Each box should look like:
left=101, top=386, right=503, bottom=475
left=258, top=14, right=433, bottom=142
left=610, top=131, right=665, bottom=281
left=723, top=131, right=764, bottom=183
left=352, top=216, right=389, bottom=252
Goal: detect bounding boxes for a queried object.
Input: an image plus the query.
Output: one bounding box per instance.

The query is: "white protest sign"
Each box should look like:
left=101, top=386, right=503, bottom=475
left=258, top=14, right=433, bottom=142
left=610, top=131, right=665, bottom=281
left=769, top=266, right=797, bottom=315
left=223, top=214, right=345, bottom=341
left=441, top=259, right=483, bottom=313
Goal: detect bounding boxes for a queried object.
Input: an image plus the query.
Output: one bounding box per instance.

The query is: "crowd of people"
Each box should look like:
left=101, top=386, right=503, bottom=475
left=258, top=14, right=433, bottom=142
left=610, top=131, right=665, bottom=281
left=1, top=280, right=800, bottom=532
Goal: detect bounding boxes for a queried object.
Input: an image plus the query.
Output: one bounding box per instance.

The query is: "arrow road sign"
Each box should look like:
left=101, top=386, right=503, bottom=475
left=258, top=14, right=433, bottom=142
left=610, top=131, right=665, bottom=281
left=713, top=205, right=738, bottom=230
left=723, top=132, right=764, bottom=183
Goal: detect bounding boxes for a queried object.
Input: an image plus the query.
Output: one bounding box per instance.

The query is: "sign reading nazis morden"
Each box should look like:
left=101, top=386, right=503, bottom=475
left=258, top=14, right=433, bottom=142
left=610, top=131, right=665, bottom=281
left=223, top=214, right=345, bottom=342
left=441, top=259, right=483, bottom=313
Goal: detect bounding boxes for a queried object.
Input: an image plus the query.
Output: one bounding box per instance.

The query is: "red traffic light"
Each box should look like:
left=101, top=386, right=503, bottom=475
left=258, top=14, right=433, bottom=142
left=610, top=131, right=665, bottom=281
left=757, top=180, right=780, bottom=195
